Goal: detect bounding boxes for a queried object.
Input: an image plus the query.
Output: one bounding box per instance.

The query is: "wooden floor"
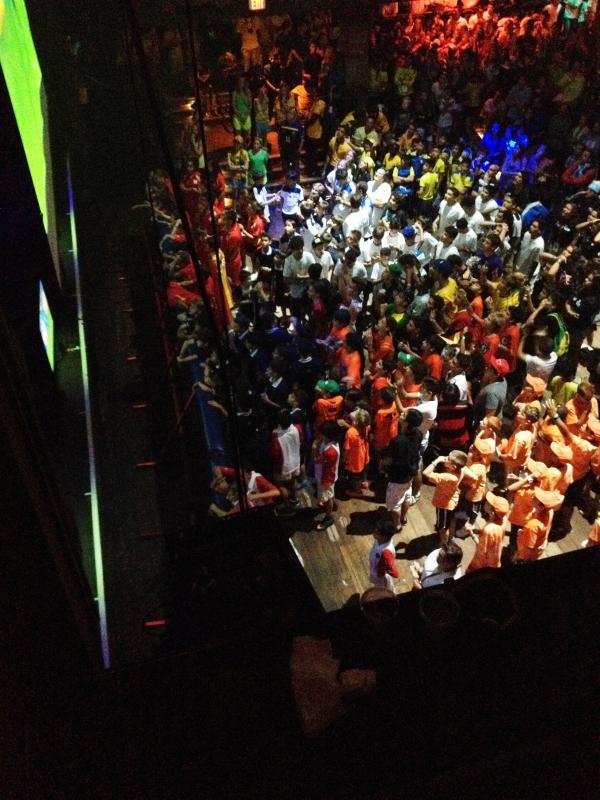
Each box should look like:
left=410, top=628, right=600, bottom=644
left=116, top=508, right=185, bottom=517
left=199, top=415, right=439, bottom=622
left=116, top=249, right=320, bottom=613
left=286, top=482, right=591, bottom=613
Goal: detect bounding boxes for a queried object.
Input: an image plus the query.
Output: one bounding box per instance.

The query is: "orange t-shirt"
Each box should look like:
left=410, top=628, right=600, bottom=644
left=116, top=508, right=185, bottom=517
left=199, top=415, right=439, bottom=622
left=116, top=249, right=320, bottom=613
left=570, top=435, right=596, bottom=481
left=423, top=353, right=444, bottom=380
left=470, top=295, right=484, bottom=318
left=517, top=514, right=551, bottom=560
left=313, top=395, right=344, bottom=433
left=427, top=471, right=462, bottom=510
left=467, top=522, right=504, bottom=571
left=372, top=376, right=392, bottom=409
left=344, top=425, right=370, bottom=473
left=463, top=462, right=487, bottom=503
left=340, top=350, right=362, bottom=389
left=541, top=464, right=572, bottom=495
left=500, top=428, right=535, bottom=469
left=565, top=397, right=599, bottom=435
left=373, top=405, right=399, bottom=449
left=508, top=486, right=536, bottom=527
left=402, top=381, right=421, bottom=408
left=372, top=333, right=394, bottom=363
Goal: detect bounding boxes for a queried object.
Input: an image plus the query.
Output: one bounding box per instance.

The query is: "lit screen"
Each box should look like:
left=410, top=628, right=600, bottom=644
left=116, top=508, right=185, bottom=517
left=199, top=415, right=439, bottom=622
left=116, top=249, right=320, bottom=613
left=39, top=281, right=54, bottom=369
left=0, top=0, right=48, bottom=231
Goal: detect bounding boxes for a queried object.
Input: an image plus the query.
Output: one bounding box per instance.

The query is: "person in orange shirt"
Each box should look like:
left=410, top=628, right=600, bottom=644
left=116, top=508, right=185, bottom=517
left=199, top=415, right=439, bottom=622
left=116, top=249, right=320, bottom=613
left=532, top=403, right=568, bottom=465
left=320, top=308, right=351, bottom=362
left=507, top=462, right=547, bottom=552
left=512, top=375, right=546, bottom=415
left=564, top=381, right=598, bottom=438
left=467, top=491, right=509, bottom=572
left=371, top=387, right=400, bottom=465
left=516, top=487, right=562, bottom=561
left=368, top=317, right=396, bottom=365
left=312, top=380, right=343, bottom=434
left=422, top=450, right=470, bottom=544
left=421, top=336, right=445, bottom=381
left=497, top=405, right=539, bottom=482
left=471, top=416, right=502, bottom=469
left=463, top=438, right=493, bottom=522
left=541, top=442, right=573, bottom=497
left=369, top=359, right=395, bottom=410
left=344, top=408, right=371, bottom=497
left=340, top=333, right=364, bottom=390
left=395, top=358, right=428, bottom=408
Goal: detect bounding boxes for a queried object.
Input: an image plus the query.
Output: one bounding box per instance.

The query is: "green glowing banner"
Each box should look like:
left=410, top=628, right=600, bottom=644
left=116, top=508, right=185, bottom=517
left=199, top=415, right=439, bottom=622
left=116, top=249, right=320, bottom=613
left=0, top=0, right=48, bottom=232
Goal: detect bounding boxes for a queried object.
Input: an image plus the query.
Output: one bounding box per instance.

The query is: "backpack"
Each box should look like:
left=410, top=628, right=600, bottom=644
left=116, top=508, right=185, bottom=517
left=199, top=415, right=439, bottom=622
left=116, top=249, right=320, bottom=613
left=547, top=312, right=570, bottom=357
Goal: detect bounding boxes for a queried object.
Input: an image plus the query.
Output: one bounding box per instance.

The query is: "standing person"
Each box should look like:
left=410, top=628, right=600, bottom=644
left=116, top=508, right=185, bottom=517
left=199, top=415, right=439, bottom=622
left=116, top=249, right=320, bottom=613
left=227, top=136, right=250, bottom=203
left=422, top=451, right=470, bottom=544
left=248, top=137, right=270, bottom=185
left=344, top=409, right=371, bottom=498
left=516, top=488, right=562, bottom=561
left=472, top=357, right=509, bottom=429
left=272, top=409, right=302, bottom=517
left=278, top=107, right=303, bottom=172
left=219, top=210, right=244, bottom=290
left=283, top=233, right=315, bottom=320
left=232, top=75, right=252, bottom=146
left=434, top=187, right=466, bottom=235
left=179, top=158, right=204, bottom=225
left=312, top=420, right=341, bottom=530
left=303, top=86, right=326, bottom=176
left=327, top=127, right=352, bottom=173
left=369, top=520, right=400, bottom=592
left=279, top=171, right=304, bottom=222
left=253, top=86, right=271, bottom=145
left=466, top=491, right=509, bottom=572
left=382, top=407, right=424, bottom=531
left=367, top=168, right=393, bottom=226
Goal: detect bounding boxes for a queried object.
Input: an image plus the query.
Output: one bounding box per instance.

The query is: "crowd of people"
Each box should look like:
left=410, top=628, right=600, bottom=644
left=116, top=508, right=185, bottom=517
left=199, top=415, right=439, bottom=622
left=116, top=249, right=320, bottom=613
left=143, top=0, right=600, bottom=594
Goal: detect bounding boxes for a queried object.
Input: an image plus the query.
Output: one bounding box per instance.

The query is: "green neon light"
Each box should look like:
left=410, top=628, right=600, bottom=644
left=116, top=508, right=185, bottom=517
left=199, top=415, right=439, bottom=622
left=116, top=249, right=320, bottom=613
left=0, top=0, right=48, bottom=232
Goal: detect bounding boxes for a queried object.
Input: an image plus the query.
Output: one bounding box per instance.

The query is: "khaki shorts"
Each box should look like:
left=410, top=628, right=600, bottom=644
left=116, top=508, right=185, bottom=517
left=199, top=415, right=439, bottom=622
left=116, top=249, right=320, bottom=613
left=385, top=480, right=413, bottom=512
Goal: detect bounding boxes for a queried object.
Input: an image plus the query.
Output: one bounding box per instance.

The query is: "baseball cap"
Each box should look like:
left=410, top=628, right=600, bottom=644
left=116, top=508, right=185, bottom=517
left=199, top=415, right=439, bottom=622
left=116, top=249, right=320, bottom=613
left=489, top=357, right=510, bottom=376
left=525, top=375, right=546, bottom=396
left=588, top=180, right=600, bottom=194
left=312, top=237, right=324, bottom=247
left=534, top=487, right=563, bottom=509
left=432, top=258, right=453, bottom=276
left=473, top=436, right=495, bottom=455
left=550, top=442, right=573, bottom=463
left=316, top=379, right=340, bottom=395
left=402, top=225, right=416, bottom=238
left=526, top=458, right=548, bottom=478
left=397, top=351, right=415, bottom=365
left=485, top=491, right=509, bottom=516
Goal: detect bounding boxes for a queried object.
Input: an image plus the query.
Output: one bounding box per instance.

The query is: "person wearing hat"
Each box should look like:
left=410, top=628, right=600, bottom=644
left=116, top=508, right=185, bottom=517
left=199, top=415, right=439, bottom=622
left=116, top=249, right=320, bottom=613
left=472, top=357, right=509, bottom=429
left=539, top=442, right=573, bottom=499
left=344, top=408, right=371, bottom=498
left=312, top=420, right=341, bottom=531
left=506, top=465, right=544, bottom=552
left=423, top=450, right=472, bottom=544
left=463, top=437, right=494, bottom=523
left=582, top=510, right=600, bottom=548
left=513, top=375, right=546, bottom=414
left=497, top=404, right=539, bottom=482
left=369, top=519, right=399, bottom=591
left=466, top=491, right=509, bottom=572
left=563, top=381, right=599, bottom=438
left=313, top=379, right=343, bottom=435
left=516, top=487, right=562, bottom=561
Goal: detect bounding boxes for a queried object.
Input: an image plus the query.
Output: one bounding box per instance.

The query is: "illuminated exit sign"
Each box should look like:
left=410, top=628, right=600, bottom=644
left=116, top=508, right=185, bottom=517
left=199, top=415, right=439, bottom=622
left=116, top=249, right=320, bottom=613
left=249, top=0, right=266, bottom=9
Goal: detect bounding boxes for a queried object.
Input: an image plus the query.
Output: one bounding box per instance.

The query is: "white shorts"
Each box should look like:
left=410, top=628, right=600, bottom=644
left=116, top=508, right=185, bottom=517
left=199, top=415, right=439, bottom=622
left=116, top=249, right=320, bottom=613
left=385, top=480, right=413, bottom=512
left=318, top=484, right=335, bottom=503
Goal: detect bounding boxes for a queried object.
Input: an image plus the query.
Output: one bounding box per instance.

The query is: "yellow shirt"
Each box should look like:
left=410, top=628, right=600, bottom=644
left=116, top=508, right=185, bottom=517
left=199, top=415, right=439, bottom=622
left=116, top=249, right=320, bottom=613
left=306, top=99, right=327, bottom=139
left=329, top=136, right=352, bottom=166
left=419, top=171, right=439, bottom=200
left=383, top=153, right=402, bottom=172
left=449, top=171, right=473, bottom=195
left=436, top=277, right=458, bottom=305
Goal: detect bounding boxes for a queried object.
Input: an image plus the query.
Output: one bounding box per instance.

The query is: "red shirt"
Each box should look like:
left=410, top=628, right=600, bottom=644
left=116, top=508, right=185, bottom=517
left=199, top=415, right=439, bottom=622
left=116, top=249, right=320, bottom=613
left=220, top=224, right=244, bottom=286
left=424, top=353, right=444, bottom=380
left=318, top=443, right=340, bottom=486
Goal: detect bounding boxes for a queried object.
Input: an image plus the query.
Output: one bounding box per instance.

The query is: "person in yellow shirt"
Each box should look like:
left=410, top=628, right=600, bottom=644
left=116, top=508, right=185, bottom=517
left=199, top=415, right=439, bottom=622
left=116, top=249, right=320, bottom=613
left=382, top=141, right=403, bottom=174
left=449, top=160, right=474, bottom=196
left=327, top=127, right=352, bottom=171
left=417, top=158, right=439, bottom=217
left=433, top=258, right=458, bottom=317
left=304, top=88, right=327, bottom=176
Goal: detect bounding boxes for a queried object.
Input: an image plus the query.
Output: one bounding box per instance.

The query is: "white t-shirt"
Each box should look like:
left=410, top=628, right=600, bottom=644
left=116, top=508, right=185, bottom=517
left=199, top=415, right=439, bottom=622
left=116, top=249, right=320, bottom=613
left=465, top=210, right=485, bottom=237
left=343, top=208, right=370, bottom=239
left=316, top=249, right=334, bottom=280
left=283, top=251, right=315, bottom=298
left=420, top=547, right=463, bottom=588
left=416, top=398, right=438, bottom=449
left=524, top=352, right=558, bottom=382
left=454, top=229, right=478, bottom=258
left=516, top=232, right=545, bottom=274
left=382, top=230, right=406, bottom=255
left=449, top=373, right=469, bottom=403
left=437, top=199, right=466, bottom=234
left=367, top=179, right=392, bottom=225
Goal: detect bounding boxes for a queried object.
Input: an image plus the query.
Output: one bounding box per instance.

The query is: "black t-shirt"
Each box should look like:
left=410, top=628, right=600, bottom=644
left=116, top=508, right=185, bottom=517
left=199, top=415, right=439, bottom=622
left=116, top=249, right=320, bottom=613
left=386, top=430, right=423, bottom=484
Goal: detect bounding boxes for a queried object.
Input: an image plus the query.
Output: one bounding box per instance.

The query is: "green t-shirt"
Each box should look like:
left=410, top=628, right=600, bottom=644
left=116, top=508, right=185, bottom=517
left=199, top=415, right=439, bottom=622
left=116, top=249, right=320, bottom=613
left=248, top=148, right=269, bottom=178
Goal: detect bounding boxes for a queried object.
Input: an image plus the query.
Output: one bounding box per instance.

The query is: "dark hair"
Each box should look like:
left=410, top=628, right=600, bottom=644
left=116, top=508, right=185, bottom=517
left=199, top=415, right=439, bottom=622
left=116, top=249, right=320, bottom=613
left=278, top=408, right=291, bottom=428
left=445, top=225, right=458, bottom=240
left=334, top=308, right=351, bottom=326
left=289, top=234, right=304, bottom=250
left=441, top=382, right=460, bottom=405
left=411, top=361, right=429, bottom=382
left=438, top=541, right=463, bottom=572
left=376, top=519, right=396, bottom=540
left=320, top=420, right=339, bottom=440
left=380, top=386, right=396, bottom=404
left=537, top=336, right=555, bottom=357
left=405, top=408, right=424, bottom=428
left=421, top=377, right=441, bottom=396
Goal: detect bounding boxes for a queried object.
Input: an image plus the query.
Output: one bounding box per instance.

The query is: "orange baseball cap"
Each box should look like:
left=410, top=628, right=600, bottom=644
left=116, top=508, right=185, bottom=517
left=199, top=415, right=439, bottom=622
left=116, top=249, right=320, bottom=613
left=525, top=375, right=546, bottom=396
left=485, top=490, right=509, bottom=516
left=473, top=436, right=495, bottom=455
left=534, top=487, right=563, bottom=509
left=550, top=441, right=573, bottom=463
left=526, top=458, right=548, bottom=478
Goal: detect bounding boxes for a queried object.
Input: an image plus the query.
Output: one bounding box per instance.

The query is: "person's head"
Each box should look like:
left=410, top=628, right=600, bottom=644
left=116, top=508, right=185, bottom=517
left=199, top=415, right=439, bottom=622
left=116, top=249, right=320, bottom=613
left=442, top=225, right=457, bottom=244
left=420, top=377, right=440, bottom=400
left=277, top=408, right=292, bottom=430
left=333, top=308, right=351, bottom=329
left=444, top=187, right=460, bottom=205
left=285, top=107, right=297, bottom=123
left=289, top=234, right=305, bottom=256
left=535, top=336, right=555, bottom=359
left=516, top=404, right=540, bottom=426
left=320, top=420, right=339, bottom=442
left=441, top=382, right=460, bottom=406
left=374, top=519, right=396, bottom=544
left=351, top=408, right=371, bottom=429
left=437, top=541, right=463, bottom=573
left=223, top=209, right=237, bottom=230
left=575, top=381, right=594, bottom=407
